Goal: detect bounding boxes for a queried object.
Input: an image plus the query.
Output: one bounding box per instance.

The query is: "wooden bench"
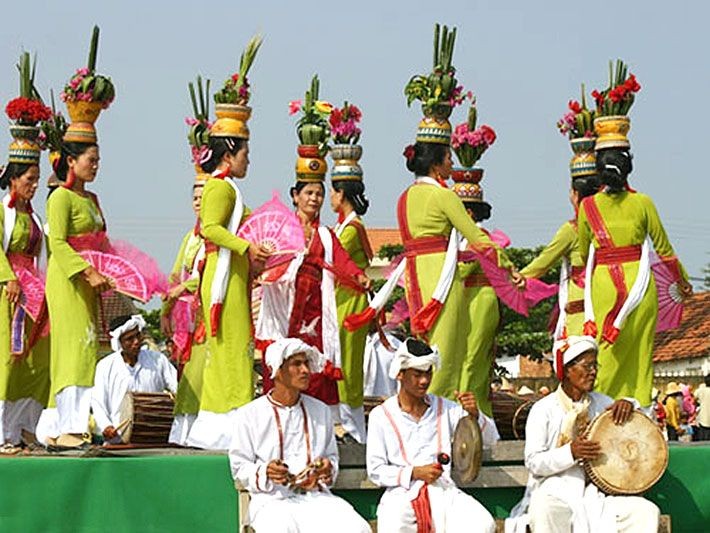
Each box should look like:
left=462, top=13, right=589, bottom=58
left=237, top=441, right=671, bottom=532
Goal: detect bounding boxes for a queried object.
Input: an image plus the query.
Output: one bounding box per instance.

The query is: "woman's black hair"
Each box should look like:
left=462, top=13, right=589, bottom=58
left=596, top=148, right=633, bottom=193
left=571, top=174, right=600, bottom=199
left=56, top=141, right=98, bottom=181
left=0, top=162, right=35, bottom=190
left=463, top=201, right=491, bottom=222
left=405, top=142, right=449, bottom=176
left=200, top=137, right=247, bottom=174
left=332, top=180, right=369, bottom=215
left=289, top=181, right=325, bottom=207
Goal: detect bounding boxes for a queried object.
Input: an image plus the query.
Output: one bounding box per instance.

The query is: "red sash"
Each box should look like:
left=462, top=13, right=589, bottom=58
left=582, top=196, right=640, bottom=343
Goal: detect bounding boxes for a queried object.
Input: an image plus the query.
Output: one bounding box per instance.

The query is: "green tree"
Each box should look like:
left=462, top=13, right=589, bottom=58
left=139, top=308, right=165, bottom=344
left=495, top=246, right=560, bottom=359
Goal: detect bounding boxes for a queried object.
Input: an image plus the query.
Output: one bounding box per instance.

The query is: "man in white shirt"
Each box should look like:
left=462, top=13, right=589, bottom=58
left=92, top=314, right=177, bottom=443
left=229, top=338, right=371, bottom=533
left=367, top=338, right=499, bottom=533
left=507, top=335, right=660, bottom=533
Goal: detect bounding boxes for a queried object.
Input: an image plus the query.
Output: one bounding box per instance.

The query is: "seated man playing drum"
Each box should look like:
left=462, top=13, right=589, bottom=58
left=507, top=335, right=660, bottom=533
left=92, top=315, right=177, bottom=444
left=366, top=338, right=499, bottom=533
left=229, top=338, right=371, bottom=533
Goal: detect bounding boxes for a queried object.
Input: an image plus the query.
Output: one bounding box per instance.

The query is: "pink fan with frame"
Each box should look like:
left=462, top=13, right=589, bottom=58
left=80, top=251, right=150, bottom=303
left=238, top=192, right=306, bottom=270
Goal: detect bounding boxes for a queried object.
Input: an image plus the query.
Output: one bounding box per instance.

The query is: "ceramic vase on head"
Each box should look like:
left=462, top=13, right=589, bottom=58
left=214, top=103, right=252, bottom=122
left=593, top=115, right=631, bottom=150
left=296, top=144, right=327, bottom=181
left=330, top=144, right=363, bottom=181
left=451, top=166, right=484, bottom=184
left=9, top=124, right=40, bottom=141
left=66, top=100, right=103, bottom=124
left=569, top=137, right=597, bottom=178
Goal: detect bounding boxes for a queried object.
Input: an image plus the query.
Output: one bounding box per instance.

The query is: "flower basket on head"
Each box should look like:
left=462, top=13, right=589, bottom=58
left=591, top=60, right=641, bottom=150
left=329, top=102, right=363, bottom=181
left=290, top=74, right=332, bottom=156
left=61, top=26, right=116, bottom=124
left=4, top=52, right=50, bottom=165
left=557, top=85, right=597, bottom=178
left=214, top=34, right=262, bottom=121
left=186, top=75, right=212, bottom=176
left=404, top=23, right=472, bottom=147
left=451, top=101, right=496, bottom=174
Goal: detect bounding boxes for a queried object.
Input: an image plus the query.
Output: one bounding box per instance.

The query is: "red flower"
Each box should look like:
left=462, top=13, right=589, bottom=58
left=329, top=107, right=343, bottom=128
left=568, top=100, right=582, bottom=114
left=231, top=73, right=240, bottom=83
left=591, top=90, right=605, bottom=106
left=346, top=104, right=362, bottom=122
left=624, top=74, right=641, bottom=93
left=5, top=97, right=52, bottom=123
left=480, top=125, right=497, bottom=146
left=403, top=144, right=416, bottom=161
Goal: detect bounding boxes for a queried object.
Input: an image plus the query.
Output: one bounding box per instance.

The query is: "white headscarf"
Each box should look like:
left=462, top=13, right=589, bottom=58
left=109, top=314, right=146, bottom=352
left=265, top=338, right=325, bottom=379
left=552, top=335, right=598, bottom=380
left=388, top=338, right=441, bottom=379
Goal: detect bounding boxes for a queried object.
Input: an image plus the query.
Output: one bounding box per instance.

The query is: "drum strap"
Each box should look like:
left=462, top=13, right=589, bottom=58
left=268, top=395, right=312, bottom=464
left=555, top=385, right=591, bottom=447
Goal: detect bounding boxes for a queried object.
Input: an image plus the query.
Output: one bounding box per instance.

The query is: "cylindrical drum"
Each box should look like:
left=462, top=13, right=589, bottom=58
left=490, top=391, right=539, bottom=440
left=118, top=392, right=175, bottom=445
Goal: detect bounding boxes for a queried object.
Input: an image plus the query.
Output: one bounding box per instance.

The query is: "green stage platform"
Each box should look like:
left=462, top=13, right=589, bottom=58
left=0, top=445, right=707, bottom=532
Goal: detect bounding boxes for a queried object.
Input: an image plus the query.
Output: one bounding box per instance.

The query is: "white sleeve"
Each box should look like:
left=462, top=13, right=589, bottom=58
left=91, top=361, right=113, bottom=432
left=322, top=406, right=339, bottom=485
left=162, top=356, right=178, bottom=394
left=524, top=403, right=576, bottom=477
left=228, top=408, right=274, bottom=494
left=366, top=408, right=413, bottom=489
left=478, top=411, right=500, bottom=448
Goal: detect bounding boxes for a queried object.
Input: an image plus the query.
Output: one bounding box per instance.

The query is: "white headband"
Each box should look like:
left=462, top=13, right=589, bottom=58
left=110, top=314, right=146, bottom=352
left=552, top=335, right=598, bottom=380
left=388, top=339, right=441, bottom=379
left=265, top=338, right=325, bottom=379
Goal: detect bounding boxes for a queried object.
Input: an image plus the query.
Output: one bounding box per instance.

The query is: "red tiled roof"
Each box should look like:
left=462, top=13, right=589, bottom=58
left=653, top=291, right=710, bottom=362
left=366, top=228, right=402, bottom=256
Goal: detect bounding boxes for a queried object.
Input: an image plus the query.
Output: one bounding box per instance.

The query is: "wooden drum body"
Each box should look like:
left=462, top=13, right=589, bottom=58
left=490, top=391, right=538, bottom=440
left=583, top=410, right=668, bottom=495
left=118, top=392, right=175, bottom=445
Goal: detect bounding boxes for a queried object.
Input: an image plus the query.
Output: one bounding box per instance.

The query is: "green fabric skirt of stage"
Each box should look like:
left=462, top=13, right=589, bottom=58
left=0, top=445, right=707, bottom=532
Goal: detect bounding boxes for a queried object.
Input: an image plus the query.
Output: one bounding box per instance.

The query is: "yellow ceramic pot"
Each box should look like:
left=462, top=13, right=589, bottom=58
left=296, top=154, right=327, bottom=182
left=214, top=103, right=252, bottom=122
left=594, top=115, right=630, bottom=150
left=66, top=101, right=103, bottom=124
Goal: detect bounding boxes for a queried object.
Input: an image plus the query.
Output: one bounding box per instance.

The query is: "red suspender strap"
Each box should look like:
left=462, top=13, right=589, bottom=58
left=397, top=189, right=424, bottom=316
left=268, top=396, right=312, bottom=464
left=582, top=197, right=629, bottom=344
left=349, top=219, right=374, bottom=261
left=436, top=397, right=443, bottom=455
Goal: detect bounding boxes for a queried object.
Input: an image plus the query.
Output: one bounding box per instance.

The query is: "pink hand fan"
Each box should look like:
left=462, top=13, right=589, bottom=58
left=524, top=279, right=559, bottom=307
left=80, top=251, right=150, bottom=303
left=488, top=229, right=511, bottom=249
left=652, top=257, right=684, bottom=332
left=15, top=268, right=44, bottom=320
left=238, top=192, right=306, bottom=270
left=475, top=248, right=530, bottom=316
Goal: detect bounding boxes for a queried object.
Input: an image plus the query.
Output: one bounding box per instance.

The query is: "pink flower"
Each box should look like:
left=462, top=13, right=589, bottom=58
left=288, top=100, right=302, bottom=115
left=59, top=92, right=68, bottom=102
left=185, top=117, right=199, bottom=126
left=69, top=78, right=81, bottom=90
left=76, top=67, right=90, bottom=76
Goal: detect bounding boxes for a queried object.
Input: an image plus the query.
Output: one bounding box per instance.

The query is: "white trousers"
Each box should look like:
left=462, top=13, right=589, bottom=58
left=36, top=386, right=92, bottom=443
left=169, top=413, right=197, bottom=446
left=377, top=484, right=496, bottom=533
left=0, top=398, right=43, bottom=444
left=529, top=491, right=660, bottom=533
left=185, top=409, right=238, bottom=450
left=250, top=492, right=371, bottom=533
left=339, top=404, right=366, bottom=443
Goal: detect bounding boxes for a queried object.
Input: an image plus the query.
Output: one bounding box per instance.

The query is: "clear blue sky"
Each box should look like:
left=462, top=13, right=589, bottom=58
left=2, top=0, right=708, bottom=304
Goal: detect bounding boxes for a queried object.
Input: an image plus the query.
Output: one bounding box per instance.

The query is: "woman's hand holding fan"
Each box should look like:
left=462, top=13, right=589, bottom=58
left=238, top=192, right=306, bottom=270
